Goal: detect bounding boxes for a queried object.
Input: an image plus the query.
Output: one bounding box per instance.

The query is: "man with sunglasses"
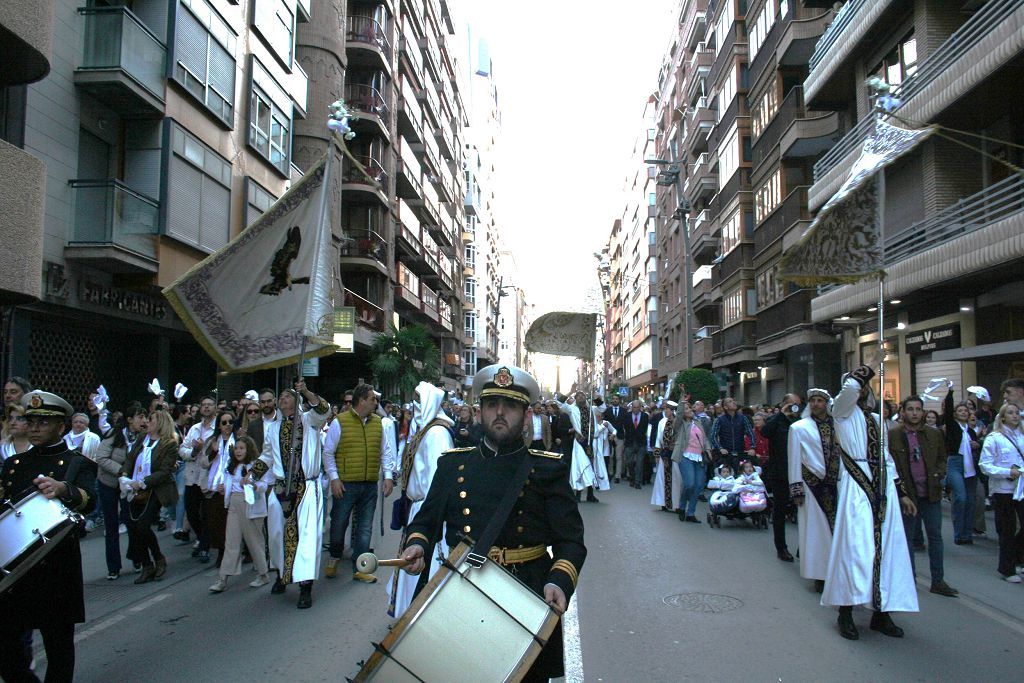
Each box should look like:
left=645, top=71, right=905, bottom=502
left=0, top=390, right=97, bottom=682
left=180, top=395, right=217, bottom=560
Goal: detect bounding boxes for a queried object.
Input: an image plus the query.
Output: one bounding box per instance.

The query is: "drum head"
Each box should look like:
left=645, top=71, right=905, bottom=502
left=0, top=520, right=77, bottom=596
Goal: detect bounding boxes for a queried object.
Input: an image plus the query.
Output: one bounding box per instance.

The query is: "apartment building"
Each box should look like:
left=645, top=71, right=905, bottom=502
left=460, top=28, right=502, bottom=386
left=0, top=0, right=470, bottom=404
left=803, top=0, right=1024, bottom=404
left=496, top=249, right=529, bottom=371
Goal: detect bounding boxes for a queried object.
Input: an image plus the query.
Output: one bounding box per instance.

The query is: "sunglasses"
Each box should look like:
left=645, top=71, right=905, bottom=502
left=219, top=420, right=233, bottom=426
left=343, top=399, right=353, bottom=404
left=246, top=408, right=259, bottom=415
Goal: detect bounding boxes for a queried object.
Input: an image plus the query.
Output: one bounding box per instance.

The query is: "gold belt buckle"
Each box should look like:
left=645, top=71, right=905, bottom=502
left=487, top=546, right=505, bottom=565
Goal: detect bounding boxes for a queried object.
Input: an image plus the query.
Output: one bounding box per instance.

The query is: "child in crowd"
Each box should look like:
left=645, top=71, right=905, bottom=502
left=209, top=436, right=273, bottom=593
left=707, top=464, right=736, bottom=491
left=733, top=460, right=765, bottom=493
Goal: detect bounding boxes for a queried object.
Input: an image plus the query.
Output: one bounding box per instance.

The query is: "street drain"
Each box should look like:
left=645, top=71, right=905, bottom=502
left=663, top=593, right=743, bottom=613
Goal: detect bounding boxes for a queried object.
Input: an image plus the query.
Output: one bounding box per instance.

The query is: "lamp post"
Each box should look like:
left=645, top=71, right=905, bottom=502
left=645, top=156, right=694, bottom=370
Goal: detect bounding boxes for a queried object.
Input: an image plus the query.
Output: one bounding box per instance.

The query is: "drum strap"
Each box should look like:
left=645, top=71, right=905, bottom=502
left=466, top=450, right=534, bottom=570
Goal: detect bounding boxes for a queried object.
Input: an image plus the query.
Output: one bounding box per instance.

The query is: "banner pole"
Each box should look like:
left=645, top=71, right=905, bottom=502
left=874, top=107, right=888, bottom=495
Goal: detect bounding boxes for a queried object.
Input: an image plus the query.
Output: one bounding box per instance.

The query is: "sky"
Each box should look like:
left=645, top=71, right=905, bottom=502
left=455, top=0, right=677, bottom=313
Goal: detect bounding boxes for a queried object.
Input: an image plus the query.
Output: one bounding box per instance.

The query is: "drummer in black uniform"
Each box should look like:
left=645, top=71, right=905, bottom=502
left=0, top=391, right=96, bottom=682
left=401, top=365, right=587, bottom=682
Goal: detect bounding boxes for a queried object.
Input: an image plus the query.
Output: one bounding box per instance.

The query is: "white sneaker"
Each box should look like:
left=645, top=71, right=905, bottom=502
left=1004, top=574, right=1022, bottom=583
left=209, top=578, right=227, bottom=593
left=84, top=519, right=96, bottom=532
left=118, top=524, right=127, bottom=534
left=249, top=574, right=271, bottom=588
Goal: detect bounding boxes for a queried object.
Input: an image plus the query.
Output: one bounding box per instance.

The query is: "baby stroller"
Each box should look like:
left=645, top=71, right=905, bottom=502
left=706, top=465, right=769, bottom=529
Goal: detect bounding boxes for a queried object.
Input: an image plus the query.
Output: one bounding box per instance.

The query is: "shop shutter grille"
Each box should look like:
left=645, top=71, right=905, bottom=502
left=28, top=326, right=98, bottom=412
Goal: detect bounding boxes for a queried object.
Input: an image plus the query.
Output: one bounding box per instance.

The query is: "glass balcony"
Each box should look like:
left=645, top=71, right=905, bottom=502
left=340, top=229, right=388, bottom=270
left=75, top=6, right=165, bottom=116
left=66, top=180, right=159, bottom=273
left=344, top=288, right=386, bottom=332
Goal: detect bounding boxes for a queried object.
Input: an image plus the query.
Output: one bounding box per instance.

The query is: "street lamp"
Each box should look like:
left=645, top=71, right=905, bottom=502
left=645, top=156, right=694, bottom=370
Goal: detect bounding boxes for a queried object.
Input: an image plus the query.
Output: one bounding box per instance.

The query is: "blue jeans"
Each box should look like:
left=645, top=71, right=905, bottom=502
left=947, top=455, right=976, bottom=542
left=678, top=457, right=706, bottom=516
left=903, top=497, right=943, bottom=583
left=97, top=480, right=123, bottom=573
left=328, top=481, right=378, bottom=570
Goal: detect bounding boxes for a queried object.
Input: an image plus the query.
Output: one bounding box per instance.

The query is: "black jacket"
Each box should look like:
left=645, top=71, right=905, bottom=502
left=605, top=404, right=628, bottom=439
left=649, top=412, right=664, bottom=448
left=622, top=411, right=650, bottom=448
left=761, top=411, right=798, bottom=483
left=452, top=419, right=482, bottom=448
left=942, top=389, right=979, bottom=458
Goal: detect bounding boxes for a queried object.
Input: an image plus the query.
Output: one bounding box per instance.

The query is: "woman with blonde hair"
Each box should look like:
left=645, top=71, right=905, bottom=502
left=1, top=404, right=30, bottom=460
left=122, top=410, right=179, bottom=584
left=979, top=402, right=1024, bottom=582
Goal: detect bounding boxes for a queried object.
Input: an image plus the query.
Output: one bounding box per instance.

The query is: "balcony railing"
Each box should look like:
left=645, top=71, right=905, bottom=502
left=344, top=83, right=390, bottom=128
left=718, top=242, right=753, bottom=283
left=68, top=179, right=159, bottom=260
left=752, top=86, right=804, bottom=169
left=754, top=185, right=808, bottom=256
left=77, top=6, right=166, bottom=106
left=808, top=0, right=868, bottom=72
left=757, top=290, right=811, bottom=340
left=347, top=15, right=391, bottom=60
left=343, top=154, right=389, bottom=193
left=340, top=229, right=387, bottom=265
left=714, top=320, right=757, bottom=356
left=885, top=173, right=1024, bottom=265
left=345, top=288, right=386, bottom=331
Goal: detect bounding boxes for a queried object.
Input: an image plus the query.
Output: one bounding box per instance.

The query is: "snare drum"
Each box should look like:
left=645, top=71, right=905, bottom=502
left=0, top=491, right=82, bottom=593
left=355, top=541, right=560, bottom=683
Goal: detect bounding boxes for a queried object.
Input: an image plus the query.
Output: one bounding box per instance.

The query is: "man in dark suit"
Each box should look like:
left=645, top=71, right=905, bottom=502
left=622, top=400, right=650, bottom=488
left=606, top=394, right=628, bottom=483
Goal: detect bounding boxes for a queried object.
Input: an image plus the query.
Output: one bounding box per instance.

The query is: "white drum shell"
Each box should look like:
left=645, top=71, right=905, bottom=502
left=0, top=492, right=75, bottom=569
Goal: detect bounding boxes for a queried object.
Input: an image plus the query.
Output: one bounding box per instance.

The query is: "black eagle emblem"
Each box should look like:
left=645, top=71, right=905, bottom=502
left=259, top=226, right=311, bottom=296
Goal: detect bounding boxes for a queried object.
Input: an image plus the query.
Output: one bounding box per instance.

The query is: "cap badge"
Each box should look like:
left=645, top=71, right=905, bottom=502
left=29, top=394, right=43, bottom=409
left=494, top=367, right=513, bottom=388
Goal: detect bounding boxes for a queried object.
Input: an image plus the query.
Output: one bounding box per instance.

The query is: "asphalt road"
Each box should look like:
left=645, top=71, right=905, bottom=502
left=34, top=483, right=1024, bottom=681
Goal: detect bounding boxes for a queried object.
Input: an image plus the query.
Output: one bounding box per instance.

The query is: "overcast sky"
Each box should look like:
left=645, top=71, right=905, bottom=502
left=456, top=0, right=677, bottom=313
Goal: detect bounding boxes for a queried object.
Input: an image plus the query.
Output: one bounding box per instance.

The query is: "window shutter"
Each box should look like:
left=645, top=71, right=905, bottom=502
left=175, top=8, right=208, bottom=82
left=208, top=42, right=236, bottom=103
left=199, top=177, right=230, bottom=251
left=167, top=158, right=202, bottom=245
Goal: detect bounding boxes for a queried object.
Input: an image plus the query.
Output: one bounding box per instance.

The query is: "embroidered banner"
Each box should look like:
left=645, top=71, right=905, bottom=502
left=780, top=119, right=935, bottom=286
left=524, top=312, right=597, bottom=360
left=163, top=153, right=337, bottom=372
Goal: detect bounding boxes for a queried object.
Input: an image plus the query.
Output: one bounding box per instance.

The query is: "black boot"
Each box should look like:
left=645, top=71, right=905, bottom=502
left=837, top=606, right=858, bottom=640
left=297, top=581, right=313, bottom=609
left=685, top=515, right=701, bottom=524
left=777, top=549, right=794, bottom=562
left=869, top=611, right=904, bottom=638
left=271, top=574, right=286, bottom=594
left=678, top=510, right=688, bottom=523
left=574, top=490, right=582, bottom=502
left=586, top=487, right=599, bottom=503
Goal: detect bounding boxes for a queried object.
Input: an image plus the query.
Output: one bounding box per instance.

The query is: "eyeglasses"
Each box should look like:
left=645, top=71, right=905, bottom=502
left=219, top=420, right=233, bottom=426
left=343, top=399, right=353, bottom=404
left=246, top=408, right=259, bottom=415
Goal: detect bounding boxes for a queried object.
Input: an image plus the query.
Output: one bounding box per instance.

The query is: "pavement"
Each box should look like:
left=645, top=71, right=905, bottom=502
left=29, top=485, right=1024, bottom=681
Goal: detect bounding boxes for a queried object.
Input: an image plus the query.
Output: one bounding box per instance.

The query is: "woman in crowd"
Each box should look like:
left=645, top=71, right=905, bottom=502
left=200, top=409, right=235, bottom=567
left=396, top=406, right=413, bottom=456
left=748, top=413, right=769, bottom=468
left=1, top=404, right=29, bottom=460
left=674, top=404, right=709, bottom=524
left=943, top=388, right=982, bottom=545
left=453, top=404, right=481, bottom=447
left=209, top=436, right=272, bottom=592
left=925, top=410, right=940, bottom=428
left=64, top=412, right=100, bottom=460
left=94, top=404, right=146, bottom=580
left=123, top=409, right=179, bottom=584
left=979, top=403, right=1024, bottom=582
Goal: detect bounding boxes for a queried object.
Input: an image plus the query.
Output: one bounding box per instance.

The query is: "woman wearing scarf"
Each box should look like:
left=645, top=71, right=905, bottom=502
left=979, top=403, right=1024, bottom=582
left=200, top=409, right=235, bottom=566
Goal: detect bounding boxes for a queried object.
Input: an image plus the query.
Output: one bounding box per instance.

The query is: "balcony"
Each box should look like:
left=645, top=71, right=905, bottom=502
left=718, top=242, right=753, bottom=284
left=344, top=83, right=391, bottom=138
left=409, top=181, right=441, bottom=228
left=399, top=32, right=423, bottom=85
left=684, top=47, right=714, bottom=99
left=396, top=138, right=423, bottom=200
left=74, top=7, right=165, bottom=117
left=65, top=180, right=159, bottom=274
left=812, top=173, right=1024, bottom=322
left=684, top=100, right=715, bottom=154
left=776, top=9, right=833, bottom=69
left=757, top=289, right=812, bottom=342
left=398, top=78, right=424, bottom=142
left=752, top=86, right=804, bottom=171
left=755, top=185, right=808, bottom=257
left=411, top=129, right=441, bottom=177
left=686, top=153, right=716, bottom=206
left=690, top=210, right=718, bottom=264
left=439, top=299, right=453, bottom=332
left=342, top=154, right=389, bottom=204
left=713, top=320, right=758, bottom=362
left=345, top=288, right=386, bottom=332
left=395, top=200, right=423, bottom=260
left=692, top=268, right=714, bottom=313
left=464, top=184, right=480, bottom=216
left=416, top=81, right=441, bottom=126
left=434, top=117, right=455, bottom=163
left=709, top=23, right=737, bottom=87
left=420, top=284, right=439, bottom=323
left=339, top=229, right=388, bottom=276
left=346, top=15, right=392, bottom=73
left=395, top=263, right=421, bottom=310
left=683, top=2, right=709, bottom=50
left=693, top=335, right=714, bottom=367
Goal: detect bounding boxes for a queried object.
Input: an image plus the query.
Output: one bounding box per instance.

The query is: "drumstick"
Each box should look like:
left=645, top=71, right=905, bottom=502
left=355, top=552, right=410, bottom=574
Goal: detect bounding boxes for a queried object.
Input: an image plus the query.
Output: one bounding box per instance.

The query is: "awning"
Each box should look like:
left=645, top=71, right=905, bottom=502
left=932, top=339, right=1024, bottom=362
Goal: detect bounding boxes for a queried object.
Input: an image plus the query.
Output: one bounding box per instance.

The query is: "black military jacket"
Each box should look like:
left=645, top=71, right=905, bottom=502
left=404, top=441, right=586, bottom=601
left=0, top=442, right=96, bottom=627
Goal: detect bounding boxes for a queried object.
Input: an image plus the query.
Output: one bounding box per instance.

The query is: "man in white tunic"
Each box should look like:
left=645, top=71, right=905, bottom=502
left=387, top=382, right=454, bottom=618
left=651, top=401, right=680, bottom=511
left=822, top=365, right=919, bottom=640
left=558, top=392, right=598, bottom=501
left=788, top=390, right=837, bottom=587
left=250, top=381, right=329, bottom=609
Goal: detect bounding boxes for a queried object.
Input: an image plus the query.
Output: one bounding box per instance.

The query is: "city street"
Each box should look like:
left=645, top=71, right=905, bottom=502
left=47, top=483, right=1024, bottom=682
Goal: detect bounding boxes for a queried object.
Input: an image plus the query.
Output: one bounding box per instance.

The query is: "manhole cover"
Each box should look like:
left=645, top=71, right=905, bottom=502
left=663, top=593, right=743, bottom=613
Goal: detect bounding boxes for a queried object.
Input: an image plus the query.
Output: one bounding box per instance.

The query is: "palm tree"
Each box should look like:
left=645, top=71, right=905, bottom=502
left=368, top=323, right=441, bottom=400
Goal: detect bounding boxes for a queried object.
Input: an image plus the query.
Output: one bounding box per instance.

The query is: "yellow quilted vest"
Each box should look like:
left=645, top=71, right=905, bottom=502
left=334, top=410, right=384, bottom=482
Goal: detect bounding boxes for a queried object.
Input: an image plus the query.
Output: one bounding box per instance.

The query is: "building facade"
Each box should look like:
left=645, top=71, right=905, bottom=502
left=496, top=248, right=529, bottom=371
left=0, top=0, right=473, bottom=405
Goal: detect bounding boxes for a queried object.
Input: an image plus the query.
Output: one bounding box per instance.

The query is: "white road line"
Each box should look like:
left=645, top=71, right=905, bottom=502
left=74, top=593, right=172, bottom=644
left=563, top=590, right=584, bottom=683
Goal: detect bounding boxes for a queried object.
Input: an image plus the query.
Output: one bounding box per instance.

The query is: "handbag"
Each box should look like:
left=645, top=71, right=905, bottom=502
left=391, top=491, right=412, bottom=531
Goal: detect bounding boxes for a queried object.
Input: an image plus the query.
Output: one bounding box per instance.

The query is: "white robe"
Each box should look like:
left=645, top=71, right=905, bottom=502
left=259, top=404, right=329, bottom=584
left=558, top=401, right=596, bottom=492
left=589, top=420, right=611, bottom=491
left=821, top=376, right=919, bottom=613
left=788, top=417, right=834, bottom=581
left=389, top=383, right=454, bottom=619
left=650, top=418, right=681, bottom=509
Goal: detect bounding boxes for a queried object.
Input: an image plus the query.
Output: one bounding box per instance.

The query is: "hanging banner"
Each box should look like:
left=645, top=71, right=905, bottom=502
left=524, top=312, right=597, bottom=361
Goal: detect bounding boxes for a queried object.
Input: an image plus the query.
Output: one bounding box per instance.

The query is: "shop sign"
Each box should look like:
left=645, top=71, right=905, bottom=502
left=904, top=323, right=961, bottom=355
left=301, top=357, right=320, bottom=377
left=79, top=280, right=167, bottom=321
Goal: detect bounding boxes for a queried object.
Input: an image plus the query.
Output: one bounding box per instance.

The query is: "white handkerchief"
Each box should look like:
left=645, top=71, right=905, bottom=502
left=243, top=484, right=255, bottom=506
left=174, top=383, right=188, bottom=400
left=1014, top=475, right=1024, bottom=502
left=967, top=386, right=991, bottom=402
left=148, top=378, right=163, bottom=396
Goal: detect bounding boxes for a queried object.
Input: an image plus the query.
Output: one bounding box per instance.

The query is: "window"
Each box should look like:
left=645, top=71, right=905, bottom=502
left=248, top=58, right=292, bottom=175
left=164, top=121, right=232, bottom=252
left=464, top=276, right=476, bottom=304
left=715, top=0, right=734, bottom=57
left=755, top=169, right=782, bottom=223
left=718, top=64, right=738, bottom=116
left=253, top=0, right=295, bottom=67
left=465, top=243, right=476, bottom=268
left=871, top=32, right=917, bottom=89
left=751, top=83, right=779, bottom=139
left=243, top=177, right=277, bottom=228
left=464, top=347, right=477, bottom=376
left=723, top=288, right=748, bottom=325
left=721, top=209, right=742, bottom=255
left=718, top=124, right=740, bottom=187
left=756, top=265, right=786, bottom=309
left=173, top=0, right=237, bottom=126
left=464, top=312, right=477, bottom=337
left=748, top=0, right=777, bottom=62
